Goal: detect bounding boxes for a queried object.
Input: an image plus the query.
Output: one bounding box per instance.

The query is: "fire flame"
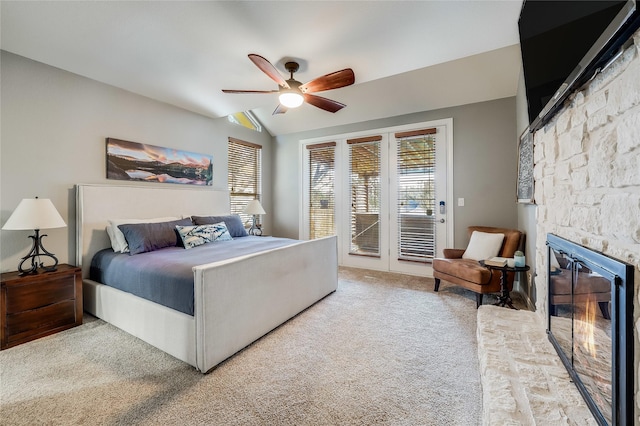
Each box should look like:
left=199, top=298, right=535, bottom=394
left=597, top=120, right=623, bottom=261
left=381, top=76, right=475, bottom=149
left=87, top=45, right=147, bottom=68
left=576, top=296, right=597, bottom=358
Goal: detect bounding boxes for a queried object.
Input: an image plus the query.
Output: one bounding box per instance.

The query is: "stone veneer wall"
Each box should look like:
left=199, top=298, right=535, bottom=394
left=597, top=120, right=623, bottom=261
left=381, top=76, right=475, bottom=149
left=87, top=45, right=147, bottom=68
left=532, top=28, right=640, bottom=422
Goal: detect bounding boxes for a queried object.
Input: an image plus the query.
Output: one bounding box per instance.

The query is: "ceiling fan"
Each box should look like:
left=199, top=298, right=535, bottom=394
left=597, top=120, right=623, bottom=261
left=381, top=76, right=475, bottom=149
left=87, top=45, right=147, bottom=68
left=222, top=54, right=355, bottom=115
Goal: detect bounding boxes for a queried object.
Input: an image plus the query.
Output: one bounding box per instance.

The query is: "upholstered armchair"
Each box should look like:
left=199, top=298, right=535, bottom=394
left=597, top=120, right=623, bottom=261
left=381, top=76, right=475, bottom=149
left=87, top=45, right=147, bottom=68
left=432, top=226, right=524, bottom=308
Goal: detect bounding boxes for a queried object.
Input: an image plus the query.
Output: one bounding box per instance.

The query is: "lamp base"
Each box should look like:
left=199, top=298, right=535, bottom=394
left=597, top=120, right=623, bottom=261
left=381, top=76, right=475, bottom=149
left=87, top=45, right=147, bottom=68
left=248, top=225, right=262, bottom=236
left=17, top=230, right=59, bottom=276
left=247, top=215, right=262, bottom=236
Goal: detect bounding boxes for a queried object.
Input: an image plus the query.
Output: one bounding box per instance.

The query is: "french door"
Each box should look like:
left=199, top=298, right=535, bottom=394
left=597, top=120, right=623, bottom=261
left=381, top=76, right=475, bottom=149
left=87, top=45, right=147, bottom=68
left=302, top=119, right=452, bottom=276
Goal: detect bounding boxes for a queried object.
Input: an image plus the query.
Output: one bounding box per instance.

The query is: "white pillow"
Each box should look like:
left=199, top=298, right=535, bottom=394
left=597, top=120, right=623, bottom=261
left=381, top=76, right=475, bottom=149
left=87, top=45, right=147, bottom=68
left=106, top=216, right=181, bottom=253
left=462, top=231, right=505, bottom=261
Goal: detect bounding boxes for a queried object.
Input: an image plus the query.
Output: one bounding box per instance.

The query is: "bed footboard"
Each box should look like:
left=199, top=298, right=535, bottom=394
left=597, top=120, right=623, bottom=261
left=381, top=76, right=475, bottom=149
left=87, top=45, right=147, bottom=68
left=83, top=278, right=197, bottom=366
left=193, top=235, right=337, bottom=372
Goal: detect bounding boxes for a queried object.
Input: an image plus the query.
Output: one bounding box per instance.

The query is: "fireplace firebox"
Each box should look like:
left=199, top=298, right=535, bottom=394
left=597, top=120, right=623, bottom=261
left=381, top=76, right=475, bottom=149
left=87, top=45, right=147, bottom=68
left=546, top=234, right=634, bottom=425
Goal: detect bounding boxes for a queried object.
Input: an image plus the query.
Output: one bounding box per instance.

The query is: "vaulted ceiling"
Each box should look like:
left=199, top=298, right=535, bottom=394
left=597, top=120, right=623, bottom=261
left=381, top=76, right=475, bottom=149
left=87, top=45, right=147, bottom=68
left=1, top=1, right=524, bottom=136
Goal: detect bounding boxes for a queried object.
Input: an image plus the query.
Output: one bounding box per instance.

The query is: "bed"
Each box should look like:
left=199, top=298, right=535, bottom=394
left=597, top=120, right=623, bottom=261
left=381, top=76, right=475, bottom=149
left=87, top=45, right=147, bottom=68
left=76, top=184, right=338, bottom=373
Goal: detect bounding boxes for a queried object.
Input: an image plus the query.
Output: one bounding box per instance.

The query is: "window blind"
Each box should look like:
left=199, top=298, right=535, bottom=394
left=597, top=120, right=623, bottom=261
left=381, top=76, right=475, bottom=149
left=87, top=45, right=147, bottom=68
left=228, top=137, right=262, bottom=227
left=347, top=136, right=382, bottom=257
left=307, top=142, right=336, bottom=239
left=395, top=128, right=436, bottom=262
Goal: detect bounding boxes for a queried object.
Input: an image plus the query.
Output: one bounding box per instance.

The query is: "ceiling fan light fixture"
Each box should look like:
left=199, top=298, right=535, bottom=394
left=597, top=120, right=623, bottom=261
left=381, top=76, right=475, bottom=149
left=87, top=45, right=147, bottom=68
left=223, top=55, right=354, bottom=114
left=279, top=91, right=304, bottom=108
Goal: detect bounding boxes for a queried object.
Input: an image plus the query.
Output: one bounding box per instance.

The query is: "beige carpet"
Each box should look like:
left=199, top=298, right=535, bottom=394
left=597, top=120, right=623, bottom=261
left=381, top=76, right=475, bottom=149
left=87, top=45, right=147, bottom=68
left=1, top=267, right=484, bottom=425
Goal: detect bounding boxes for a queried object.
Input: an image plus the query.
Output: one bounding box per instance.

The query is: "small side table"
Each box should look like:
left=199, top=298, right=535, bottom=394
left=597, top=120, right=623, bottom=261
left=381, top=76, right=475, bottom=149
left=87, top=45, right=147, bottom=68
left=480, top=261, right=530, bottom=310
left=1, top=264, right=82, bottom=349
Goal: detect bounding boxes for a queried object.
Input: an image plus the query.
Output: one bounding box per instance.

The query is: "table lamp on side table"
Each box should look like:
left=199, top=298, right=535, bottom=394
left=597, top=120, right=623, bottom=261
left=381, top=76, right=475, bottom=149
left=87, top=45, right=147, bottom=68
left=243, top=199, right=266, bottom=236
left=2, top=197, right=67, bottom=275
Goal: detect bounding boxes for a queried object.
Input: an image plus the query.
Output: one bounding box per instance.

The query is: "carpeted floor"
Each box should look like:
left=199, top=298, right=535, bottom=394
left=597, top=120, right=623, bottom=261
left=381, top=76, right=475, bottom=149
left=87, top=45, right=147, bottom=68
left=1, top=267, right=486, bottom=425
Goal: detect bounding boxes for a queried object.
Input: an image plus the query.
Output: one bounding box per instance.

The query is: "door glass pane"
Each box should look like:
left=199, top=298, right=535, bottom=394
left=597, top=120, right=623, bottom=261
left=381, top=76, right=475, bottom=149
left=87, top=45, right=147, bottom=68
left=309, top=144, right=335, bottom=239
left=349, top=141, right=380, bottom=256
left=396, top=135, right=435, bottom=262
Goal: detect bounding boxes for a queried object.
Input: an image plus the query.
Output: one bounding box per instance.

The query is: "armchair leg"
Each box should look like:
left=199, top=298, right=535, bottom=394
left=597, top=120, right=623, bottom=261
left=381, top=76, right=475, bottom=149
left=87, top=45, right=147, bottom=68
left=434, top=278, right=441, bottom=292
left=476, top=293, right=483, bottom=308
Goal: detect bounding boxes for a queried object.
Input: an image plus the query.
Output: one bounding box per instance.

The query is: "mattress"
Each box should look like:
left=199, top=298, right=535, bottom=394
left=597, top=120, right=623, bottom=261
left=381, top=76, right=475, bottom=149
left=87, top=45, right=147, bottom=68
left=90, top=236, right=297, bottom=315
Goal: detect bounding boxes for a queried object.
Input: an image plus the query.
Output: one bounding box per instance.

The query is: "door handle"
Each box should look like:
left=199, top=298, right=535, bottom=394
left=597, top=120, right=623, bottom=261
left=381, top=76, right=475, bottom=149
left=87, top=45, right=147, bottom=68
left=440, top=218, right=445, bottom=223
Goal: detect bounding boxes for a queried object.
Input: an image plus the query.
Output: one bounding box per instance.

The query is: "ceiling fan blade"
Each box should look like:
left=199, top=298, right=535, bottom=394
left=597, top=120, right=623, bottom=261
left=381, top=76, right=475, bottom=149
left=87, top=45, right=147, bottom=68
left=272, top=104, right=288, bottom=115
left=304, top=94, right=346, bottom=113
left=222, top=89, right=279, bottom=94
left=299, top=69, right=355, bottom=93
left=248, top=54, right=290, bottom=89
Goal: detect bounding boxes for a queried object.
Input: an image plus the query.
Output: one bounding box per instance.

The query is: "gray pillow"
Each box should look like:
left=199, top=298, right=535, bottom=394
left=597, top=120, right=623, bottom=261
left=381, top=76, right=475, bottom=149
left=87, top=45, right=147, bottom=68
left=118, top=218, right=193, bottom=255
left=191, top=214, right=248, bottom=237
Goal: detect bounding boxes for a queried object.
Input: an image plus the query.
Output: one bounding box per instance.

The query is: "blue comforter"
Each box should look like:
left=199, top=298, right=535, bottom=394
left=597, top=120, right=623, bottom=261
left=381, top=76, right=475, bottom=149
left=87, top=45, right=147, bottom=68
left=90, top=236, right=297, bottom=315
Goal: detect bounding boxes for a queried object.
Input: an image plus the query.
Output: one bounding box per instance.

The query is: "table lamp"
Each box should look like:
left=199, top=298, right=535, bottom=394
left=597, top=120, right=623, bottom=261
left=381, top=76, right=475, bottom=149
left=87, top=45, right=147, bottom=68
left=2, top=197, right=67, bottom=275
left=243, top=199, right=266, bottom=236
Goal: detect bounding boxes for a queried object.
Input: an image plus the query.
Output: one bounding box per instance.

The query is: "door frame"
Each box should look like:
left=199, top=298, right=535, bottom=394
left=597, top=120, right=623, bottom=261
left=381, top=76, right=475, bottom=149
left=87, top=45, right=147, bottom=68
left=299, top=118, right=454, bottom=277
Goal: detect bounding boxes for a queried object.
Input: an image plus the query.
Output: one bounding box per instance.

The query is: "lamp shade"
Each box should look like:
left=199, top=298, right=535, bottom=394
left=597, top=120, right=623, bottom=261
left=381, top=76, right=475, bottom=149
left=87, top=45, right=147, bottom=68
left=2, top=198, right=67, bottom=230
left=243, top=200, right=266, bottom=215
left=279, top=91, right=304, bottom=108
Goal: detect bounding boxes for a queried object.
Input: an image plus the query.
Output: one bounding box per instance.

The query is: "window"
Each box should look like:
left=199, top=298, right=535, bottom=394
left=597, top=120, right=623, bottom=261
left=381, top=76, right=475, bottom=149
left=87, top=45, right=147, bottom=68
left=395, top=128, right=437, bottom=262
left=227, top=111, right=262, bottom=132
left=307, top=142, right=336, bottom=239
left=347, top=135, right=382, bottom=256
left=228, top=137, right=262, bottom=227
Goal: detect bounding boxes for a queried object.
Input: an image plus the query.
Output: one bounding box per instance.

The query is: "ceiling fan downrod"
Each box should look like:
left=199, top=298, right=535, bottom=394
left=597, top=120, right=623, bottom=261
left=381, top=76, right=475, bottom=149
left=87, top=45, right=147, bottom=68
left=284, top=61, right=300, bottom=80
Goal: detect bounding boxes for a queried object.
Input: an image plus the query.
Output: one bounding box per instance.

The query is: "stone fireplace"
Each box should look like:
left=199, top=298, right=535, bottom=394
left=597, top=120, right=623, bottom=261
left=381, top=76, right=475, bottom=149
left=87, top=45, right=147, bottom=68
left=532, top=28, right=640, bottom=424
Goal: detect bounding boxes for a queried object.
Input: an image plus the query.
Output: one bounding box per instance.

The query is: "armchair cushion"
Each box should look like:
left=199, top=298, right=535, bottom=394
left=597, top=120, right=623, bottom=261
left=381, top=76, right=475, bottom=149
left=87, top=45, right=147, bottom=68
left=433, top=258, right=493, bottom=284
left=461, top=231, right=505, bottom=261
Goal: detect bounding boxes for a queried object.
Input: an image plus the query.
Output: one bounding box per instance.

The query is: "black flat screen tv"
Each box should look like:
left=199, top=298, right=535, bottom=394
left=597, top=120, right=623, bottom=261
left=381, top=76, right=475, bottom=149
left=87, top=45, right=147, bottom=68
left=519, top=0, right=640, bottom=132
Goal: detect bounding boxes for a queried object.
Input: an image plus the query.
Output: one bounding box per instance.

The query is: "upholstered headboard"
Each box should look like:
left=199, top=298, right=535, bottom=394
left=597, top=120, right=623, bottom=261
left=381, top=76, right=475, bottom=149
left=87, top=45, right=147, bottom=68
left=76, top=184, right=230, bottom=278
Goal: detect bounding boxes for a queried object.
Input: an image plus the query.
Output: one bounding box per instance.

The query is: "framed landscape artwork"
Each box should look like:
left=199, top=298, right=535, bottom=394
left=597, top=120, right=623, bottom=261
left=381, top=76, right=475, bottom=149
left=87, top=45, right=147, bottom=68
left=517, top=129, right=534, bottom=204
left=106, top=138, right=213, bottom=186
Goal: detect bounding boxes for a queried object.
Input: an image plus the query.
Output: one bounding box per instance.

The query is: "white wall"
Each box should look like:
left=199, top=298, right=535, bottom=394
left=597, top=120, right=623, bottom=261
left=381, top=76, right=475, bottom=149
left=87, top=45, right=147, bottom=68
left=515, top=64, right=538, bottom=309
left=272, top=97, right=518, bottom=249
left=1, top=50, right=520, bottom=276
left=0, top=51, right=273, bottom=272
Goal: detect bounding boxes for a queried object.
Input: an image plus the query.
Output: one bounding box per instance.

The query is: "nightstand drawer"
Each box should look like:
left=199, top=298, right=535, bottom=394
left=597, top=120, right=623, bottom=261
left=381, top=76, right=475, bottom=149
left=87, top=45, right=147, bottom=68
left=1, top=264, right=82, bottom=349
left=5, top=300, right=76, bottom=337
left=5, top=276, right=76, bottom=314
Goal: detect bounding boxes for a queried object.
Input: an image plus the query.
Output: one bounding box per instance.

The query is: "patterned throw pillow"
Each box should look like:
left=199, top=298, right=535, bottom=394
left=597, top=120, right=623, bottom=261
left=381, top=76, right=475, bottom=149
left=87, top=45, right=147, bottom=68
left=175, top=222, right=233, bottom=249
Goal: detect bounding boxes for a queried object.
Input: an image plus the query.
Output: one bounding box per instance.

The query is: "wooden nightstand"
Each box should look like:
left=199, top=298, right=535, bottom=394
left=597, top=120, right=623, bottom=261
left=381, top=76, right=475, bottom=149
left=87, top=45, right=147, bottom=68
left=1, top=264, right=82, bottom=350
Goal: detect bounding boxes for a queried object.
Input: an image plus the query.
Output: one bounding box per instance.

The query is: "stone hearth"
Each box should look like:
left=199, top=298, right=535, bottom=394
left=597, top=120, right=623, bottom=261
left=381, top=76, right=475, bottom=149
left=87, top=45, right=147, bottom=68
left=477, top=305, right=596, bottom=425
